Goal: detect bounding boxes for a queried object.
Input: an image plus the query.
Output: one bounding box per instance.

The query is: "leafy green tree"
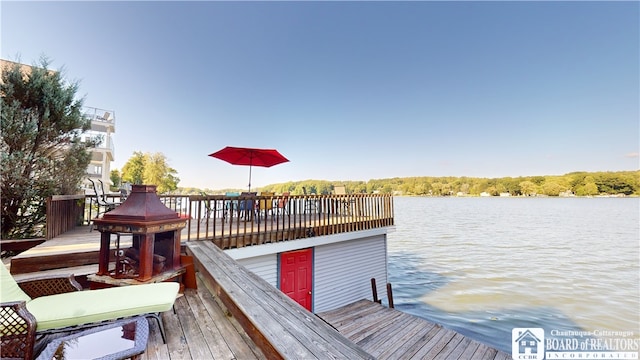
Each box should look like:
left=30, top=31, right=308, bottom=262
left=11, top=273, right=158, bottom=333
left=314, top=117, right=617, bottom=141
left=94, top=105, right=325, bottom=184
left=519, top=181, right=537, bottom=196
left=530, top=176, right=546, bottom=185
left=413, top=182, right=426, bottom=195
left=568, top=172, right=588, bottom=189
left=381, top=184, right=393, bottom=194
left=502, top=177, right=522, bottom=195
left=542, top=182, right=563, bottom=196
left=143, top=152, right=179, bottom=193
left=575, top=182, right=599, bottom=196
left=110, top=169, right=122, bottom=191
left=120, top=151, right=179, bottom=194
left=1, top=58, right=95, bottom=238
left=431, top=182, right=443, bottom=196
left=352, top=182, right=367, bottom=194
left=594, top=173, right=637, bottom=195
left=121, top=151, right=145, bottom=185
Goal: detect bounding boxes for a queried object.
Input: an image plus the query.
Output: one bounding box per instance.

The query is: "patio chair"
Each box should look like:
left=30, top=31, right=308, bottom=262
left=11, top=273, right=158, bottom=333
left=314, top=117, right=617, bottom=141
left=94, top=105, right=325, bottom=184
left=238, top=192, right=257, bottom=220
left=334, top=185, right=352, bottom=215
left=119, top=181, right=131, bottom=202
left=0, top=264, right=179, bottom=360
left=97, top=111, right=111, bottom=121
left=256, top=192, right=275, bottom=223
left=275, top=192, right=290, bottom=217
left=88, top=178, right=119, bottom=231
left=223, top=192, right=239, bottom=222
left=200, top=191, right=217, bottom=223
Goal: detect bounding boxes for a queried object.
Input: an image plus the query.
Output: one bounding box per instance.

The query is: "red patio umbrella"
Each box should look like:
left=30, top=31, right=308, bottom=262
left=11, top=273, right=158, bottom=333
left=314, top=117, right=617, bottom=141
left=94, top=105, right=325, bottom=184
left=208, top=146, right=289, bottom=191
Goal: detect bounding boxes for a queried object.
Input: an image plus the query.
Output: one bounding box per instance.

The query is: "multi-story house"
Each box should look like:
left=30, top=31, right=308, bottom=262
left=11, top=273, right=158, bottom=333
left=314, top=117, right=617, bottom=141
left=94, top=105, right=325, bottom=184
left=81, top=107, right=116, bottom=191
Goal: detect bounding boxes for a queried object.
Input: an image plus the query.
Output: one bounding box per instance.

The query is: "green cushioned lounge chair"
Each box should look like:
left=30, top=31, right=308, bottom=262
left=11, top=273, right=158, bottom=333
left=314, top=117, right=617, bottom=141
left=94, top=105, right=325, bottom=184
left=0, top=264, right=179, bottom=360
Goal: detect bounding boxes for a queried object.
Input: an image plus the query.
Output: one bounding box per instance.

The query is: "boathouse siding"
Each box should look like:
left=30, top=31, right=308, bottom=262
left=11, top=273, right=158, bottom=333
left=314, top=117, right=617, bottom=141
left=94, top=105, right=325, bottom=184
left=225, top=228, right=389, bottom=313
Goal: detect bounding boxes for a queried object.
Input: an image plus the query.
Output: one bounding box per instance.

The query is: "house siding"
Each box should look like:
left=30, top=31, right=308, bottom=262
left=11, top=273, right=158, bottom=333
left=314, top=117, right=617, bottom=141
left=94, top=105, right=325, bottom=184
left=313, top=235, right=388, bottom=313
left=226, top=228, right=390, bottom=314
left=236, top=254, right=278, bottom=287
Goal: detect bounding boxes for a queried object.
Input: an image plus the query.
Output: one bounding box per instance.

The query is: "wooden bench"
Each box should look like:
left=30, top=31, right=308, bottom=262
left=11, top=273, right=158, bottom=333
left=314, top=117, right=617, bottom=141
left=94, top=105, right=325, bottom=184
left=186, top=241, right=373, bottom=360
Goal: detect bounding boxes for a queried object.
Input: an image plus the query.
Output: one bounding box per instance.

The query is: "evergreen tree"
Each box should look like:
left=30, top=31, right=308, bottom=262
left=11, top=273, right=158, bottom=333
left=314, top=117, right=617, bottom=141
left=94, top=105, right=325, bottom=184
left=1, top=58, right=95, bottom=238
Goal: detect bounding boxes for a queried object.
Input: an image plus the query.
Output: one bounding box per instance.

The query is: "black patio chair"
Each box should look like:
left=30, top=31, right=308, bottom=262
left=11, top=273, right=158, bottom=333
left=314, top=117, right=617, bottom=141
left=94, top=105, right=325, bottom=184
left=88, top=178, right=118, bottom=231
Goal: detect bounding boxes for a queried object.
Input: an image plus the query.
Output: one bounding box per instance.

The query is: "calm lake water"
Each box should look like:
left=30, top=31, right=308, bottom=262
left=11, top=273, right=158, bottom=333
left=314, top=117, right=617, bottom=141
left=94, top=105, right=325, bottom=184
left=387, top=197, right=640, bottom=353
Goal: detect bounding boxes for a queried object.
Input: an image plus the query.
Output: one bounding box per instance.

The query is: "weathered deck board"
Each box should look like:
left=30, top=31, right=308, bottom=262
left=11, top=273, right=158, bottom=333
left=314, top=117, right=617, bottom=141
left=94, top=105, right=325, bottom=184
left=347, top=310, right=406, bottom=343
left=318, top=299, right=511, bottom=360
left=363, top=315, right=427, bottom=355
left=187, top=240, right=374, bottom=360
left=379, top=321, right=438, bottom=359
left=401, top=324, right=451, bottom=359
left=140, top=274, right=265, bottom=360
left=191, top=280, right=264, bottom=359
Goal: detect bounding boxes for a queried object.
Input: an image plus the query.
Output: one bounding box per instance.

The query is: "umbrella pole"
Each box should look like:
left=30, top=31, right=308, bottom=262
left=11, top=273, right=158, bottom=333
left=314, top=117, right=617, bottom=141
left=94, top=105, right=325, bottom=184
left=248, top=153, right=253, bottom=192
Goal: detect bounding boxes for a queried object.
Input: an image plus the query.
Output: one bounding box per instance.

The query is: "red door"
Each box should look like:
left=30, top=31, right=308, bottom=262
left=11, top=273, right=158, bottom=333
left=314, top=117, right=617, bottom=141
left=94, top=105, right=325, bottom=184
left=280, top=248, right=313, bottom=311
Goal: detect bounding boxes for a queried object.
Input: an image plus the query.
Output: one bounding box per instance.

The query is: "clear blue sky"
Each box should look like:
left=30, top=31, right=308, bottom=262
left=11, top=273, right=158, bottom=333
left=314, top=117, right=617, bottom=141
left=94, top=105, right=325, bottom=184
left=2, top=1, right=638, bottom=190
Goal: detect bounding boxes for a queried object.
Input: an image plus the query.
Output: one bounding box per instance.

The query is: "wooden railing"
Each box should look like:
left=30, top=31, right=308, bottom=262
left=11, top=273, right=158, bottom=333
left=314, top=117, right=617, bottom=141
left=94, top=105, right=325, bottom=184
left=81, top=192, right=394, bottom=249
left=83, top=194, right=123, bottom=224
left=46, top=195, right=85, bottom=239
left=186, top=193, right=394, bottom=249
left=83, top=194, right=190, bottom=225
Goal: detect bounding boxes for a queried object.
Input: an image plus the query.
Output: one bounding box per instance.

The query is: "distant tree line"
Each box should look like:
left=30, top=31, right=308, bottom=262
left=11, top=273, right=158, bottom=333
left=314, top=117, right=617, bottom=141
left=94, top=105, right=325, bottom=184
left=379, top=171, right=640, bottom=197
left=179, top=171, right=640, bottom=197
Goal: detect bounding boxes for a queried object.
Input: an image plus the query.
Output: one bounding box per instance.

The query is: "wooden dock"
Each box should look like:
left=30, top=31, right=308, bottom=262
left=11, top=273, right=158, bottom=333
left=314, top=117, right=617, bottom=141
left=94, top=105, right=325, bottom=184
left=8, top=221, right=511, bottom=359
left=318, top=300, right=511, bottom=360
left=29, top=275, right=512, bottom=360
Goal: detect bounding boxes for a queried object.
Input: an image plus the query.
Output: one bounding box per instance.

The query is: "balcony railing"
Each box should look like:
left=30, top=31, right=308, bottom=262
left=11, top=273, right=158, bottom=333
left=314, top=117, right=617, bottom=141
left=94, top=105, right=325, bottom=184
left=76, top=193, right=394, bottom=249
left=89, top=134, right=114, bottom=153
left=82, top=106, right=115, bottom=125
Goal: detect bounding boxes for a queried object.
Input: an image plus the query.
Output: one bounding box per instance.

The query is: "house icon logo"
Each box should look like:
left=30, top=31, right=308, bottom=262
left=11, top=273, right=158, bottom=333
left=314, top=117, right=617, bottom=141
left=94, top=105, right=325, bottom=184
left=512, top=328, right=545, bottom=359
